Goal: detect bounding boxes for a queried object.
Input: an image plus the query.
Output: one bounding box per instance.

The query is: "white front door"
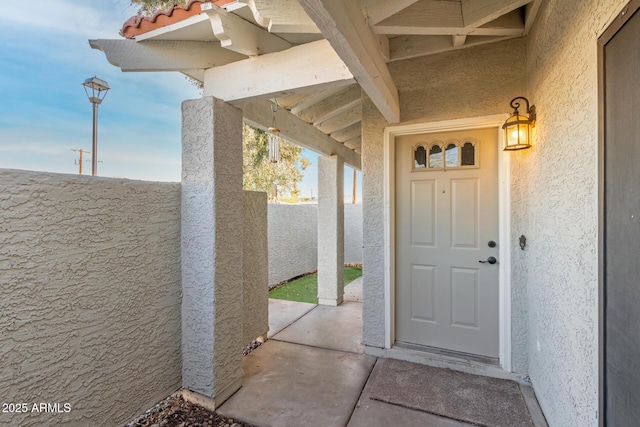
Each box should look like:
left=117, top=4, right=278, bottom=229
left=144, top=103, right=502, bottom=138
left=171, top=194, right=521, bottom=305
left=395, top=127, right=499, bottom=358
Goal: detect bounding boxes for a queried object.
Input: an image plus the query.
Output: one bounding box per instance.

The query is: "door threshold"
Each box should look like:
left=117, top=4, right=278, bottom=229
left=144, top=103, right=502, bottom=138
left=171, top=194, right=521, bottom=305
left=364, top=342, right=527, bottom=384
left=394, top=341, right=500, bottom=367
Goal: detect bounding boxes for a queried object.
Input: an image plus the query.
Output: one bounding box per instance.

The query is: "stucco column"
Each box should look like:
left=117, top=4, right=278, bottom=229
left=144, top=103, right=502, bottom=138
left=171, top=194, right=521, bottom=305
left=318, top=154, right=344, bottom=306
left=181, top=96, right=243, bottom=409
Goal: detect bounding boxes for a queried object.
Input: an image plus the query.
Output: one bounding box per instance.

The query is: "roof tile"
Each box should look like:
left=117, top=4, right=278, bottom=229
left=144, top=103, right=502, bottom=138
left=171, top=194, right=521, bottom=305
left=121, top=0, right=235, bottom=38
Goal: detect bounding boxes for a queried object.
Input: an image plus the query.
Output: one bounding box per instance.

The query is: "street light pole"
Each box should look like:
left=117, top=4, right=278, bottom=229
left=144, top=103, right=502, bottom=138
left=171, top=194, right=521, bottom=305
left=82, top=76, right=110, bottom=176
left=91, top=101, right=99, bottom=176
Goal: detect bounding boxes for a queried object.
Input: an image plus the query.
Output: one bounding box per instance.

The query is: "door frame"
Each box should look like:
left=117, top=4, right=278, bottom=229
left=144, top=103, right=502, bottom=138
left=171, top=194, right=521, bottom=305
left=383, top=114, right=513, bottom=370
left=598, top=1, right=640, bottom=425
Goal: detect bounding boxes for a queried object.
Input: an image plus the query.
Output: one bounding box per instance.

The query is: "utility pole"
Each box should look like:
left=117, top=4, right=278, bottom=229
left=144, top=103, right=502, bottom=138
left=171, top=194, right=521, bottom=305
left=352, top=168, right=357, bottom=204
left=70, top=149, right=91, bottom=175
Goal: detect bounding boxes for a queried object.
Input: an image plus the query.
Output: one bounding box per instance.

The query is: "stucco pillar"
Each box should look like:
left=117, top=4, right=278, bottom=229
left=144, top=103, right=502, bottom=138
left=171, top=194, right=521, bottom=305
left=317, top=154, right=344, bottom=306
left=181, top=96, right=243, bottom=409
left=243, top=191, right=269, bottom=345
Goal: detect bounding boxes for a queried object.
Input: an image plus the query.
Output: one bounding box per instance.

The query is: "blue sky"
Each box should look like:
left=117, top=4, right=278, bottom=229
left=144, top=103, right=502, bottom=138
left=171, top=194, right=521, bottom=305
left=0, top=0, right=360, bottom=201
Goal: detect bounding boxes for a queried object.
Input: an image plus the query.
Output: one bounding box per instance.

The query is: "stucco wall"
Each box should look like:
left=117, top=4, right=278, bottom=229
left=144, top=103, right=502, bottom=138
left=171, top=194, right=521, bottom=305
left=267, top=203, right=362, bottom=286
left=344, top=204, right=363, bottom=264
left=243, top=191, right=269, bottom=345
left=390, top=38, right=527, bottom=126
left=521, top=2, right=626, bottom=426
left=268, top=204, right=318, bottom=285
left=0, top=169, right=182, bottom=427
left=361, top=38, right=527, bottom=349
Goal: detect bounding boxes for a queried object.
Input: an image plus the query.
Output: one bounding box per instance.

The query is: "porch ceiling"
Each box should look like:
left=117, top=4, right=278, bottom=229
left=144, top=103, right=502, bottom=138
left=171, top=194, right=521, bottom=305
left=91, top=0, right=542, bottom=162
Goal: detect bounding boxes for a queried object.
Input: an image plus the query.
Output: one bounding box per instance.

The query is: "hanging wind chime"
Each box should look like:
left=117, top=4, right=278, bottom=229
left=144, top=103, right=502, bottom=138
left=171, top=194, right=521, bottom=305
left=268, top=98, right=281, bottom=163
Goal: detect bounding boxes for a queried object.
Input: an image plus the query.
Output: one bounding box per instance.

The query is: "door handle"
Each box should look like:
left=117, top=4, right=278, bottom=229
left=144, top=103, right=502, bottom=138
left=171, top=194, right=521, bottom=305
left=479, top=256, right=497, bottom=265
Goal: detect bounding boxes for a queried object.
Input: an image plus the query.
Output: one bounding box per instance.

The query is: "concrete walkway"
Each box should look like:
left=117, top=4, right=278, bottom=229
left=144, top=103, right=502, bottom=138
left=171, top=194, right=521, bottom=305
left=217, top=278, right=546, bottom=427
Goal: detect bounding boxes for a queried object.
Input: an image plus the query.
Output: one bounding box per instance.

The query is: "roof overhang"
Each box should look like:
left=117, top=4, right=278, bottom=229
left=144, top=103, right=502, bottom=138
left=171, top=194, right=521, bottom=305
left=92, top=0, right=543, bottom=160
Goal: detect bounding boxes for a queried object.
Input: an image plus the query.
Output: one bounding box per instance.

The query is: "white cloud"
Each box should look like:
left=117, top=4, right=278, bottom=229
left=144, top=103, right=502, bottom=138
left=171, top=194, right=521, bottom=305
left=99, top=150, right=181, bottom=168
left=0, top=0, right=137, bottom=39
left=0, top=141, right=71, bottom=155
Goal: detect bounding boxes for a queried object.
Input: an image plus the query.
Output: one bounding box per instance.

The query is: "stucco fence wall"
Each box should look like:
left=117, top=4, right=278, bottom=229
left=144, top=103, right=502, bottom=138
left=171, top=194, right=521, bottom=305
left=0, top=168, right=360, bottom=425
left=268, top=203, right=363, bottom=286
left=0, top=169, right=182, bottom=427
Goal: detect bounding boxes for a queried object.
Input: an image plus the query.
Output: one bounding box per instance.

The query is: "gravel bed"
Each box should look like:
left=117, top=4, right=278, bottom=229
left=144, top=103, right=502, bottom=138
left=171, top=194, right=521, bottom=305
left=126, top=339, right=263, bottom=427
left=243, top=339, right=263, bottom=356
left=125, top=393, right=255, bottom=427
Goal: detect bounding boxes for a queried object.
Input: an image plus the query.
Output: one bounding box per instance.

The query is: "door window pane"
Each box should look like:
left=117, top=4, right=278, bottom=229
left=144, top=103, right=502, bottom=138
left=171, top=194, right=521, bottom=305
left=461, top=142, right=476, bottom=166
left=429, top=145, right=443, bottom=168
left=414, top=145, right=427, bottom=168
left=445, top=143, right=459, bottom=167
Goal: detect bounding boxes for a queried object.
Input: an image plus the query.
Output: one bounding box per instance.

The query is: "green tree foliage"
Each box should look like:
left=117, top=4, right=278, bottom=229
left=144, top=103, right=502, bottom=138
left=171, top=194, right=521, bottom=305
left=130, top=0, right=181, bottom=15
left=130, top=0, right=310, bottom=202
left=243, top=125, right=310, bottom=202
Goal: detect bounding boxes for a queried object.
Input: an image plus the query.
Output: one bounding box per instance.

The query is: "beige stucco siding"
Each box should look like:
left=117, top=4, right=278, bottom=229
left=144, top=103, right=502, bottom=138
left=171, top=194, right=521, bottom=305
left=522, top=1, right=626, bottom=426
left=390, top=37, right=527, bottom=125
left=0, top=169, right=182, bottom=427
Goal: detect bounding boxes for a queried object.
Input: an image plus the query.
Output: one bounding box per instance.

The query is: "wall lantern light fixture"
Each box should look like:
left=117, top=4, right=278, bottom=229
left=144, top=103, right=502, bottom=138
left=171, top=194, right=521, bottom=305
left=268, top=98, right=281, bottom=163
left=502, top=96, right=536, bottom=151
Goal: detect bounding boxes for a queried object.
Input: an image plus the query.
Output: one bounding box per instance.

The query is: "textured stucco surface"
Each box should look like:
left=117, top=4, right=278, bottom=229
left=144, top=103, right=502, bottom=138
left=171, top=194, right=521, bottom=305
left=268, top=204, right=318, bottom=285
left=521, top=2, right=626, bottom=426
left=243, top=191, right=268, bottom=344
left=361, top=97, right=388, bottom=348
left=389, top=38, right=527, bottom=125
left=181, top=97, right=243, bottom=401
left=267, top=204, right=362, bottom=286
left=0, top=169, right=181, bottom=427
left=317, top=155, right=345, bottom=305
left=343, top=204, right=363, bottom=264
left=361, top=38, right=526, bottom=349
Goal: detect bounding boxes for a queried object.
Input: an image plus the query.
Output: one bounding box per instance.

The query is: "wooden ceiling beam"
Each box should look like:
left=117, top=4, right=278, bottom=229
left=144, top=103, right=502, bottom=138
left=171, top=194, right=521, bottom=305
left=243, top=101, right=361, bottom=169
left=372, top=1, right=525, bottom=36
left=374, top=1, right=463, bottom=29
left=452, top=35, right=467, bottom=48
left=389, top=35, right=514, bottom=62
left=461, top=0, right=529, bottom=28
left=89, top=39, right=246, bottom=73
left=523, top=0, right=543, bottom=35
left=374, top=24, right=523, bottom=37
left=358, top=0, right=420, bottom=25
left=343, top=135, right=362, bottom=150
left=276, top=92, right=314, bottom=109
left=290, top=86, right=346, bottom=115
left=202, top=3, right=292, bottom=56
left=314, top=103, right=361, bottom=134
left=296, top=84, right=361, bottom=124
left=238, top=0, right=320, bottom=33
left=203, top=39, right=354, bottom=104
left=330, top=122, right=361, bottom=143
left=300, top=0, right=400, bottom=123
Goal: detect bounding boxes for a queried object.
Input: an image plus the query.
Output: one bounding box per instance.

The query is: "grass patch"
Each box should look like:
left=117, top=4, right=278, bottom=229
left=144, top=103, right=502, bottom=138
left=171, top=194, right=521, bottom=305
left=269, top=267, right=362, bottom=304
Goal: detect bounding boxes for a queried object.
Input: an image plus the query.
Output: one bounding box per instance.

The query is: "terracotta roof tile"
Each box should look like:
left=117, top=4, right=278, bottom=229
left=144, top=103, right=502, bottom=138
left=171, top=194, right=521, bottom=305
left=120, top=0, right=235, bottom=39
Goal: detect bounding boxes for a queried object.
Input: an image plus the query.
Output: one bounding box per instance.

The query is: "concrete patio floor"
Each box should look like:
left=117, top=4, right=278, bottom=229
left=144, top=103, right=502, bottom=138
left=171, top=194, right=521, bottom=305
left=217, top=278, right=547, bottom=427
